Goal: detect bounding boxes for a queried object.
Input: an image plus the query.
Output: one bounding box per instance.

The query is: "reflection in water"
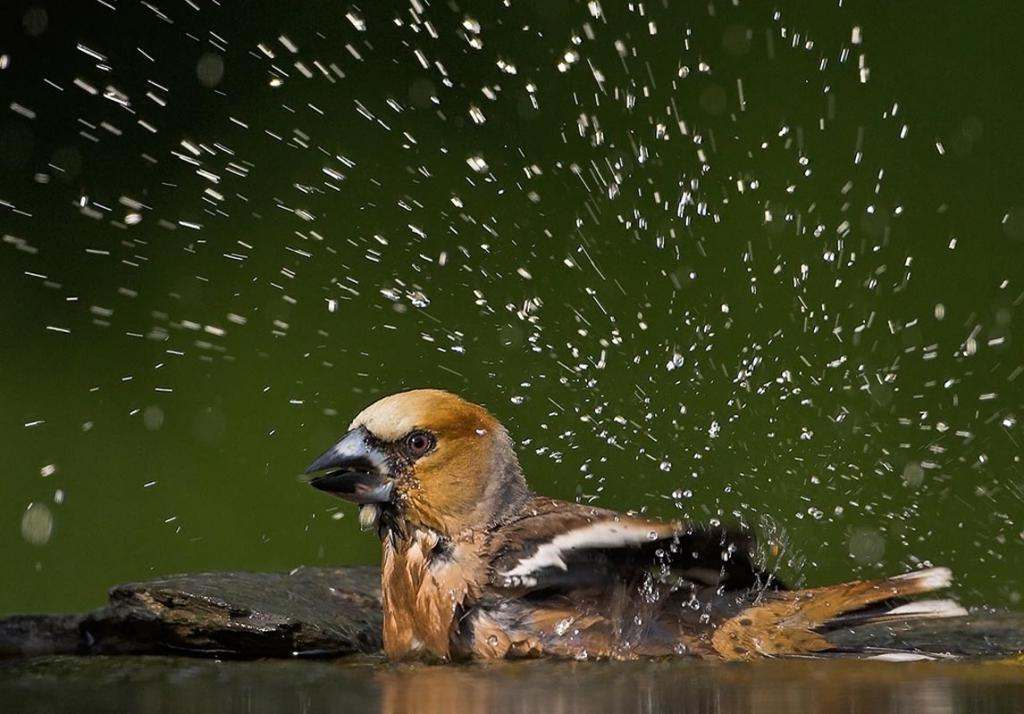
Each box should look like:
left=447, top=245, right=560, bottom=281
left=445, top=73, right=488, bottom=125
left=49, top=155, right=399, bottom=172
left=2, top=657, right=1022, bottom=714
left=374, top=661, right=1021, bottom=714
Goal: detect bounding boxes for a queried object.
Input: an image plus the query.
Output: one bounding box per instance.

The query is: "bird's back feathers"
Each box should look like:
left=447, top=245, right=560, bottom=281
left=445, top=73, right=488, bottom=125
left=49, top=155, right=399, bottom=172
left=455, top=496, right=773, bottom=660
left=486, top=497, right=761, bottom=591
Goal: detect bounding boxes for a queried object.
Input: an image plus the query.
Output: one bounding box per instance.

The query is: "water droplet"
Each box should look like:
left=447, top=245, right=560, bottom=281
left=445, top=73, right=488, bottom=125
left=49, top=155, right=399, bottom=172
left=659, top=460, right=672, bottom=472
left=21, top=503, right=53, bottom=546
left=143, top=405, right=164, bottom=431
left=407, top=291, right=430, bottom=308
left=345, top=11, right=366, bottom=31
left=196, top=52, right=225, bottom=88
left=466, top=155, right=489, bottom=173
left=902, top=461, right=925, bottom=488
left=848, top=527, right=886, bottom=564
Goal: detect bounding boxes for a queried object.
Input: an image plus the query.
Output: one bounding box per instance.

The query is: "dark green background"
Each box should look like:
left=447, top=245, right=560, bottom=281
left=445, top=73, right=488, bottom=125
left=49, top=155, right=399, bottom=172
left=2, top=0, right=1022, bottom=614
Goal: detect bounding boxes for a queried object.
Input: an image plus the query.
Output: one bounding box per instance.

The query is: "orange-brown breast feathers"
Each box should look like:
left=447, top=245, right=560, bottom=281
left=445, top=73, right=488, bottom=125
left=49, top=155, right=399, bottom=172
left=381, top=527, right=488, bottom=660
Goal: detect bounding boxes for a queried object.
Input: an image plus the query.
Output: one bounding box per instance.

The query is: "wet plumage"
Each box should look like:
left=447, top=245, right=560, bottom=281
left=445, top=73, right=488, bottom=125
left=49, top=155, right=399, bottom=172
left=305, top=389, right=965, bottom=662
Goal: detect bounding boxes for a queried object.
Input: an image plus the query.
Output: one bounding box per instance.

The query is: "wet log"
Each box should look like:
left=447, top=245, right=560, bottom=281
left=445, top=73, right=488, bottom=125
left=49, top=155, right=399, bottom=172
left=0, top=566, right=382, bottom=659
left=829, top=611, right=1024, bottom=658
left=2, top=566, right=1022, bottom=661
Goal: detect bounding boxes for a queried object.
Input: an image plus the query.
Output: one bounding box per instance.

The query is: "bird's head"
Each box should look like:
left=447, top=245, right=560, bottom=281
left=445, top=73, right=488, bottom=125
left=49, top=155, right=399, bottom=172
left=305, top=389, right=530, bottom=537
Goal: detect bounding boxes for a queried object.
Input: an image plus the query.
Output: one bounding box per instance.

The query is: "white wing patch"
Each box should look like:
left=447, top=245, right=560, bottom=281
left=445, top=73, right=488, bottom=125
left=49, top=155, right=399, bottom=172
left=890, top=566, right=953, bottom=591
left=887, top=599, right=968, bottom=619
left=499, top=521, right=665, bottom=584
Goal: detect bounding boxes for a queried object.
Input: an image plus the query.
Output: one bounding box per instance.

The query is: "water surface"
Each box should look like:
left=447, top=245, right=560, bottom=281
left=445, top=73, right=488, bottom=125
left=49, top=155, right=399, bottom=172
left=3, top=656, right=1024, bottom=714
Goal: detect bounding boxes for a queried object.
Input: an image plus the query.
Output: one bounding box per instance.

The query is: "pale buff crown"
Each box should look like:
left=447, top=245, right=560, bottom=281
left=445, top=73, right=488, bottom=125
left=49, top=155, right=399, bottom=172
left=350, top=389, right=494, bottom=442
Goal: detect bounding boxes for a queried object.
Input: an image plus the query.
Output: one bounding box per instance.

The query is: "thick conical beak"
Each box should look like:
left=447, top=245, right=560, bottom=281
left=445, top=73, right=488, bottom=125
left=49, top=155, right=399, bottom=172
left=304, top=426, right=394, bottom=504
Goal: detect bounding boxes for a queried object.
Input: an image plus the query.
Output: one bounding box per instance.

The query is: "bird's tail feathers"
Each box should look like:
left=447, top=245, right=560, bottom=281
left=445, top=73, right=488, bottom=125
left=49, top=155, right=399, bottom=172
left=711, top=567, right=966, bottom=660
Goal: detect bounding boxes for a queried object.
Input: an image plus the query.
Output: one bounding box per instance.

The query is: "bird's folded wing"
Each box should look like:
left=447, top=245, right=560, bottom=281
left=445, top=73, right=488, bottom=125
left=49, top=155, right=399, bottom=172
left=485, top=497, right=763, bottom=592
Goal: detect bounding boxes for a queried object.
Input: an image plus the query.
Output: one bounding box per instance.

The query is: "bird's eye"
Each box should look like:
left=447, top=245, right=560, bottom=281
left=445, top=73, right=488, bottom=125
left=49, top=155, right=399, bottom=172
left=405, top=430, right=435, bottom=458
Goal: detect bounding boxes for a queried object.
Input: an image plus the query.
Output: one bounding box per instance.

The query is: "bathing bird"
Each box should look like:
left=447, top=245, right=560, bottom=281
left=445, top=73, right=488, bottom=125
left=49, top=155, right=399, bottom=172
left=305, top=389, right=965, bottom=661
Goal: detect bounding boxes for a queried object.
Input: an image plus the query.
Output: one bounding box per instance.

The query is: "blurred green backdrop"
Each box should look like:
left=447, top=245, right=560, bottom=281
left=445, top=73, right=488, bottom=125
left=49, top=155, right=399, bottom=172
left=1, top=0, right=1022, bottom=614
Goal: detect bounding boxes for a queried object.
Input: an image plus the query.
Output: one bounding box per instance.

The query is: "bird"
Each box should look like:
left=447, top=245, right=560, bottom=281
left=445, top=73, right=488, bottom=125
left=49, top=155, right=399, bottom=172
left=304, top=389, right=966, bottom=662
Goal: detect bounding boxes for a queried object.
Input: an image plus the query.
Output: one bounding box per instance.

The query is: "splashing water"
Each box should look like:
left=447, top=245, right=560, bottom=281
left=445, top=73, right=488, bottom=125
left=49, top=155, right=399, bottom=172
left=0, top=1, right=1022, bottom=615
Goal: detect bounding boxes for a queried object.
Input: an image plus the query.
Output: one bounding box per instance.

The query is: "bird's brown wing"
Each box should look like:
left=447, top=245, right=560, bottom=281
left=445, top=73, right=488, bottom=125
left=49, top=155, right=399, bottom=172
left=474, top=499, right=964, bottom=661
left=484, top=497, right=766, bottom=594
